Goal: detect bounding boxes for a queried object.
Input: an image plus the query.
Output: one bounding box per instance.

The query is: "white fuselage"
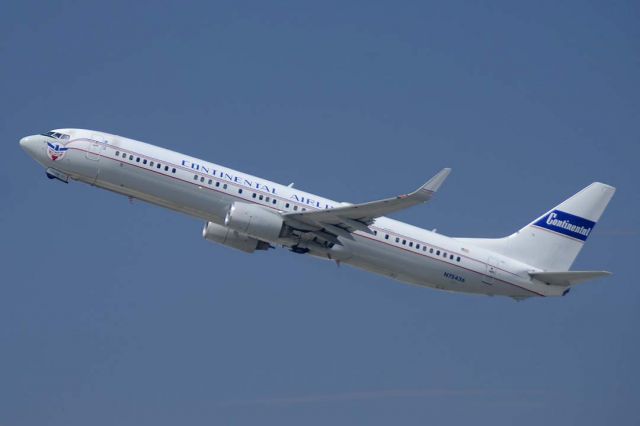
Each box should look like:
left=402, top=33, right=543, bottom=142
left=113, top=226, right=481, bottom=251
left=20, top=129, right=563, bottom=299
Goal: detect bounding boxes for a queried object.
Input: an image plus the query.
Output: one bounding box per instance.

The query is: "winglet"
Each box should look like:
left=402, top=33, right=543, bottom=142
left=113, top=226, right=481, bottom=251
left=415, top=168, right=451, bottom=198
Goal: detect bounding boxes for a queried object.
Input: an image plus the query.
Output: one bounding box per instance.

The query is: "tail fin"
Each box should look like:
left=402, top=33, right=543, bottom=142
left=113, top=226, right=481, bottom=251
left=458, top=182, right=615, bottom=271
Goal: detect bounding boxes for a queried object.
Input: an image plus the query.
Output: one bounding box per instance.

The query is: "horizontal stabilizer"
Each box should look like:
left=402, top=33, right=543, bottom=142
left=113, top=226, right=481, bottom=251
left=529, top=271, right=611, bottom=287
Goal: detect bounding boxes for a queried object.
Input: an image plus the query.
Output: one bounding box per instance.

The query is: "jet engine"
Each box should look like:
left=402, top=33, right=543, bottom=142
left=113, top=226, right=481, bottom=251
left=224, top=202, right=285, bottom=243
left=202, top=221, right=271, bottom=253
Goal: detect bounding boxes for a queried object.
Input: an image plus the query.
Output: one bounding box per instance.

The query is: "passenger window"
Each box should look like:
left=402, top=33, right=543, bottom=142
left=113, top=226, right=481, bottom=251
left=129, top=155, right=134, bottom=160
left=302, top=208, right=306, bottom=211
left=402, top=239, right=406, bottom=245
left=172, top=168, right=176, bottom=173
left=293, top=205, right=298, bottom=211
left=215, top=182, right=220, bottom=187
left=223, top=184, right=227, bottom=189
left=136, top=157, right=140, bottom=162
left=395, top=237, right=400, bottom=243
left=385, top=234, right=389, bottom=240
left=200, top=177, right=205, bottom=182
left=252, top=193, right=257, bottom=198
left=272, top=199, right=277, bottom=204
left=423, top=246, right=427, bottom=252
left=150, top=161, right=154, bottom=167
left=193, top=175, right=198, bottom=180
left=116, top=151, right=120, bottom=156
left=450, top=254, right=454, bottom=260
left=409, top=242, right=413, bottom=247
left=373, top=230, right=377, bottom=236
left=165, top=166, right=169, bottom=171
left=436, top=250, right=440, bottom=255
left=238, top=188, right=243, bottom=194
left=157, top=163, right=161, bottom=169
left=208, top=179, right=213, bottom=185
left=265, top=197, right=270, bottom=202
left=430, top=248, right=434, bottom=254
left=443, top=252, right=447, bottom=258
left=415, top=244, right=420, bottom=249
left=143, top=159, right=147, bottom=165
left=285, top=203, right=290, bottom=208
left=259, top=195, right=263, bottom=200
left=456, top=256, right=461, bottom=262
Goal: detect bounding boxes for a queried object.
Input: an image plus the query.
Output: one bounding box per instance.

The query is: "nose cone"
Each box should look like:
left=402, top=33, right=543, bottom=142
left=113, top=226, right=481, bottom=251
left=19, top=136, right=30, bottom=149
left=20, top=135, right=40, bottom=159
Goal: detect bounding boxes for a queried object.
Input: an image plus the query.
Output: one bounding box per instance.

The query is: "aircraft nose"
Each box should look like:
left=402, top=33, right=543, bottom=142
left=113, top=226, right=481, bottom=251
left=19, top=135, right=39, bottom=158
left=19, top=136, right=30, bottom=149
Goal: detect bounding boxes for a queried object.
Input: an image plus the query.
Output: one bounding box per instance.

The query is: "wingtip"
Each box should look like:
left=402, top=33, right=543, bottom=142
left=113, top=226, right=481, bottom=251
left=423, top=168, right=451, bottom=192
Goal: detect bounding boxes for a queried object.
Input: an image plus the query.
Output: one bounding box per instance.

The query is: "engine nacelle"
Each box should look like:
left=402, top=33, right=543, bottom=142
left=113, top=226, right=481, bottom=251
left=224, top=202, right=284, bottom=243
left=202, top=221, right=270, bottom=253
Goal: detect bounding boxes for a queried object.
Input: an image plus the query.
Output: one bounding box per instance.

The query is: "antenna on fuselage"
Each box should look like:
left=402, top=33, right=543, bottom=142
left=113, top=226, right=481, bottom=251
left=287, top=182, right=295, bottom=188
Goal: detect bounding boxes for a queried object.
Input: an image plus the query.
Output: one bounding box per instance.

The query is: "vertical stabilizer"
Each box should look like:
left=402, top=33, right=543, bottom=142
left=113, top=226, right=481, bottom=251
left=458, top=182, right=615, bottom=271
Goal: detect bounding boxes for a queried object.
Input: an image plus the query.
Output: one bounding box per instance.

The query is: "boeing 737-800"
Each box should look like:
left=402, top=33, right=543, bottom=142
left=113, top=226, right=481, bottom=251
left=20, top=129, right=615, bottom=300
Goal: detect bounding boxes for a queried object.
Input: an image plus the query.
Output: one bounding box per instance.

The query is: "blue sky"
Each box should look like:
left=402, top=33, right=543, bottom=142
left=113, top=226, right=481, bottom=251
left=1, top=1, right=639, bottom=425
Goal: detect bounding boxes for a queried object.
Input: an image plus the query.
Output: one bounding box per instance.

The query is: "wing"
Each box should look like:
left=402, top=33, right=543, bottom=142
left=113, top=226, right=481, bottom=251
left=283, top=168, right=451, bottom=241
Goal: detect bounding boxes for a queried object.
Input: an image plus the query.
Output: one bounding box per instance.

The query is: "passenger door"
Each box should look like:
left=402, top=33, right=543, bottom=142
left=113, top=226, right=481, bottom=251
left=86, top=135, right=105, bottom=161
left=482, top=256, right=500, bottom=285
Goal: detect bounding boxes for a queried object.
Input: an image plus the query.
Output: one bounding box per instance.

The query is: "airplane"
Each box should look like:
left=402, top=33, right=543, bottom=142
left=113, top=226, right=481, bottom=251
left=20, top=129, right=615, bottom=300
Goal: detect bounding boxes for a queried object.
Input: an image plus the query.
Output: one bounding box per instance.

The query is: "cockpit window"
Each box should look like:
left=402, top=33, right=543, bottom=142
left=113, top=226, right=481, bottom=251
left=41, top=131, right=70, bottom=140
